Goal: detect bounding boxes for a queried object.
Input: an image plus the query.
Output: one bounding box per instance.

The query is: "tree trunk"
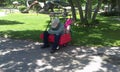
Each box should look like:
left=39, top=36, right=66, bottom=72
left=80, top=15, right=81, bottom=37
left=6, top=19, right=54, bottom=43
left=117, top=0, right=120, bottom=12
left=68, top=0, right=77, bottom=21
left=26, top=0, right=30, bottom=7
left=119, top=0, right=120, bottom=12
left=85, top=0, right=88, bottom=21
left=85, top=0, right=92, bottom=23
left=88, top=0, right=92, bottom=19
left=75, top=0, right=84, bottom=23
left=92, top=0, right=103, bottom=21
left=118, top=0, right=120, bottom=16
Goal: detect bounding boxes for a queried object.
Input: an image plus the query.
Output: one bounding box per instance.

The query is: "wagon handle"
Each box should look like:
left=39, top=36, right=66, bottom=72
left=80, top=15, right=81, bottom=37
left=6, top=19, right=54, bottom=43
left=45, top=15, right=52, bottom=31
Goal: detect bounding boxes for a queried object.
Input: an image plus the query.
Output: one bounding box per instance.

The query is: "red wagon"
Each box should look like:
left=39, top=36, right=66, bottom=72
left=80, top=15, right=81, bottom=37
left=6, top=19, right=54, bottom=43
left=40, top=10, right=73, bottom=46
left=40, top=33, right=71, bottom=46
left=40, top=17, right=73, bottom=46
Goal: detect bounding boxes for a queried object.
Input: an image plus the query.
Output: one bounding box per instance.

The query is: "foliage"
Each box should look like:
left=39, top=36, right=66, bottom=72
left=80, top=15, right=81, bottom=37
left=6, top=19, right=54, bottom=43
left=18, top=5, right=26, bottom=12
left=53, top=0, right=70, bottom=7
left=68, top=0, right=103, bottom=27
left=0, top=0, right=6, bottom=6
left=100, top=11, right=120, bottom=16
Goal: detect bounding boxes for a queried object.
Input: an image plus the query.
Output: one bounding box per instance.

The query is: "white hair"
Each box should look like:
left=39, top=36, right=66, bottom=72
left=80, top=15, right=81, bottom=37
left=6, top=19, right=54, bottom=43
left=52, top=18, right=59, bottom=24
left=51, top=18, right=60, bottom=28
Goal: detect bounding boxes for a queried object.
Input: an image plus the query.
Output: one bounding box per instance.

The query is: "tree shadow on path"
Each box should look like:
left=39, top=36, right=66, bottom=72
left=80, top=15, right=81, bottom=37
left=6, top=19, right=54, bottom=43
left=0, top=37, right=120, bottom=72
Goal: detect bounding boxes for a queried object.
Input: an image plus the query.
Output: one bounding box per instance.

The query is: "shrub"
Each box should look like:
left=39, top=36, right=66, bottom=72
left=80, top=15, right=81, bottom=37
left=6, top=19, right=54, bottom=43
left=18, top=6, right=26, bottom=12
left=100, top=11, right=120, bottom=16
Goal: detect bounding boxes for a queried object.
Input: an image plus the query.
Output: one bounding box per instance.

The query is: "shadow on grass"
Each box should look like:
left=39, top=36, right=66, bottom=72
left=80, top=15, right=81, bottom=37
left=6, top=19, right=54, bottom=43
left=0, top=30, right=43, bottom=42
left=0, top=20, right=24, bottom=25
left=0, top=25, right=119, bottom=46
left=71, top=19, right=120, bottom=46
left=0, top=17, right=119, bottom=46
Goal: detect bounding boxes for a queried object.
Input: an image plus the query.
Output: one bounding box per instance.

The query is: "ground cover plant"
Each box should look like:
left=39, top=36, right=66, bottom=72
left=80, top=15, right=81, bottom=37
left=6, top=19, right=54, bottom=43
left=0, top=13, right=120, bottom=46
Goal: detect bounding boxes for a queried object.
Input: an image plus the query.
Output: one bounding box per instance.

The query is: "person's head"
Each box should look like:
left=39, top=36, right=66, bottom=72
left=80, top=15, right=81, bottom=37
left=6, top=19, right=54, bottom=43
left=51, top=18, right=60, bottom=28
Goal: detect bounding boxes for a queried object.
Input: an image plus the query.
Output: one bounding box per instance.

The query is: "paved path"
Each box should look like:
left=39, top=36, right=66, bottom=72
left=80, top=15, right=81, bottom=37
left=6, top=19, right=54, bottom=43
left=0, top=8, right=19, bottom=17
left=0, top=12, right=6, bottom=17
left=0, top=37, right=120, bottom=72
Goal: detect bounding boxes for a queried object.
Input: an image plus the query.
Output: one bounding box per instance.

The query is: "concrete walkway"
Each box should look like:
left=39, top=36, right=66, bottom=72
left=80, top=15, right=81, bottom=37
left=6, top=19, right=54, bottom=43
left=0, top=8, right=19, bottom=17
left=0, top=37, right=120, bottom=72
left=0, top=12, right=6, bottom=17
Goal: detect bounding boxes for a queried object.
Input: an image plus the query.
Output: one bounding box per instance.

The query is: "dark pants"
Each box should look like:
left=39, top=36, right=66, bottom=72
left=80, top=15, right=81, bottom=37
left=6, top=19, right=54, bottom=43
left=43, top=31, right=61, bottom=50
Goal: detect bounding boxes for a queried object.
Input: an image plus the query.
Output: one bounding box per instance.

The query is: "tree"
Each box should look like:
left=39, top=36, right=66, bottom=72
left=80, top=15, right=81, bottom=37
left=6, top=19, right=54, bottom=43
left=0, top=0, right=6, bottom=6
left=68, top=0, right=77, bottom=20
left=117, top=0, right=120, bottom=13
left=69, top=0, right=103, bottom=26
left=103, top=0, right=120, bottom=13
left=92, top=0, right=103, bottom=21
left=75, top=0, right=84, bottom=23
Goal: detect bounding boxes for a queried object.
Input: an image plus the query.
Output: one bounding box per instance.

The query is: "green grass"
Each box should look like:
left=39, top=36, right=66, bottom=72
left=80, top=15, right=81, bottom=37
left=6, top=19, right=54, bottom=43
left=71, top=16, right=120, bottom=46
left=0, top=13, right=50, bottom=41
left=0, top=13, right=120, bottom=46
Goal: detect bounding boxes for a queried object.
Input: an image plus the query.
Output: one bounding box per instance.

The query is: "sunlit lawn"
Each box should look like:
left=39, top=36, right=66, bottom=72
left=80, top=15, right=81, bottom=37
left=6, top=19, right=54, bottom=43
left=0, top=13, right=50, bottom=41
left=0, top=13, right=120, bottom=46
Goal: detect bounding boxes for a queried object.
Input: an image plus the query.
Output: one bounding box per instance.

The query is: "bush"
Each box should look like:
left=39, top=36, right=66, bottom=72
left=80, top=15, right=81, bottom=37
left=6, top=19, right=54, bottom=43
left=100, top=11, right=120, bottom=16
left=18, top=6, right=26, bottom=12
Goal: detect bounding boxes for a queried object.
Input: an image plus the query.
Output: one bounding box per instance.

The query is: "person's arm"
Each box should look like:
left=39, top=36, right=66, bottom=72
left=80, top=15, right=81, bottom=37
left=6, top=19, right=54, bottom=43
left=48, top=24, right=64, bottom=35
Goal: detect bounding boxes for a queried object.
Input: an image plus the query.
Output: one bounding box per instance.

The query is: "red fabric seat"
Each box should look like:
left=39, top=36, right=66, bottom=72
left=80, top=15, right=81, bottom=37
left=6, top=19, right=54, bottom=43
left=40, top=18, right=73, bottom=46
left=40, top=33, right=71, bottom=46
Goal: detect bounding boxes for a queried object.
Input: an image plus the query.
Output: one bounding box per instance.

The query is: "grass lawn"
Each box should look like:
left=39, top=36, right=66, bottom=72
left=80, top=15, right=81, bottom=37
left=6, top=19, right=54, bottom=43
left=0, top=13, right=120, bottom=46
left=0, top=13, right=50, bottom=41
